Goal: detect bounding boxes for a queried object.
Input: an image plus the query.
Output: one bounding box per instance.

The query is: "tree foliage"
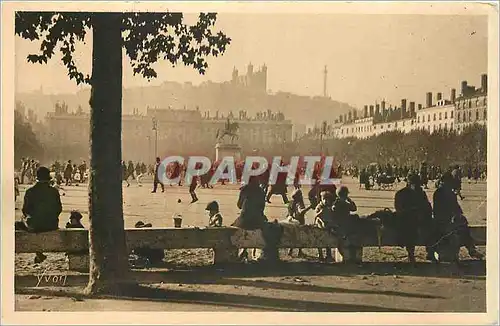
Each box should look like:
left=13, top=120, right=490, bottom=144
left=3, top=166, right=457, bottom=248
left=14, top=110, right=44, bottom=166
left=15, top=12, right=231, bottom=84
left=294, top=124, right=487, bottom=168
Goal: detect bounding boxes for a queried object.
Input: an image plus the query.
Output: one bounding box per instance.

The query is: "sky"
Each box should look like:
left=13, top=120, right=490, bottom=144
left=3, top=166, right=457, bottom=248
left=15, top=13, right=488, bottom=108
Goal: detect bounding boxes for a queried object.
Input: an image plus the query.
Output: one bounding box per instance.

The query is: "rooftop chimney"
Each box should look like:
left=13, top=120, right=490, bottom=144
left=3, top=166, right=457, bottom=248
left=426, top=92, right=433, bottom=108
left=401, top=99, right=407, bottom=118
left=364, top=105, right=368, bottom=118
left=481, top=74, right=487, bottom=93
left=381, top=101, right=386, bottom=111
left=353, top=110, right=357, bottom=120
left=450, top=88, right=456, bottom=103
left=409, top=101, right=415, bottom=116
left=348, top=111, right=352, bottom=122
left=375, top=104, right=380, bottom=117
left=437, top=92, right=442, bottom=101
left=339, top=115, right=343, bottom=123
left=369, top=105, right=374, bottom=117
left=418, top=104, right=423, bottom=110
left=461, top=81, right=468, bottom=96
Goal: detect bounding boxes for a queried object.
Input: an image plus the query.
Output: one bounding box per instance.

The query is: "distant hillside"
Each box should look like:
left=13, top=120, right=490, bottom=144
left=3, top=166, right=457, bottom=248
left=15, top=81, right=357, bottom=126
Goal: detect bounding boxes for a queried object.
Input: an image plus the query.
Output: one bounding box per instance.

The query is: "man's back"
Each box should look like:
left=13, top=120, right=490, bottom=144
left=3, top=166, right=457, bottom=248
left=433, top=186, right=462, bottom=225
left=22, top=182, right=62, bottom=231
left=394, top=187, right=418, bottom=214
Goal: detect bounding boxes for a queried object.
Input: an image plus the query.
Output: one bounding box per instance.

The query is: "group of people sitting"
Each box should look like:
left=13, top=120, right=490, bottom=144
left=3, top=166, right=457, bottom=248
left=16, top=164, right=483, bottom=267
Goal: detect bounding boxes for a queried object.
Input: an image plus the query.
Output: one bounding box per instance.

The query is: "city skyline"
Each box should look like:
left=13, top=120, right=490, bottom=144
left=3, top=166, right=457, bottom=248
left=15, top=13, right=487, bottom=109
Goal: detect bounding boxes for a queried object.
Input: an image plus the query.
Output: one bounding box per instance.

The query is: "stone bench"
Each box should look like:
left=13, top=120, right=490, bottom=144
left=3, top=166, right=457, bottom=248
left=15, top=224, right=486, bottom=271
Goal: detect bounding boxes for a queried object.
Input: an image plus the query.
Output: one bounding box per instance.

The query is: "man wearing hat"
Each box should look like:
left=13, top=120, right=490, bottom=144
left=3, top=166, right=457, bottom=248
left=451, top=164, right=465, bottom=200
left=151, top=157, right=165, bottom=193
left=433, top=172, right=483, bottom=260
left=16, top=166, right=62, bottom=263
left=394, top=173, right=435, bottom=263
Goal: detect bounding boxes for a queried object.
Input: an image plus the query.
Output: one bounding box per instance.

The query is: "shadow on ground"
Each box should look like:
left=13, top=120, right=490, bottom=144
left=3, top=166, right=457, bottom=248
left=15, top=260, right=485, bottom=289
left=16, top=285, right=420, bottom=312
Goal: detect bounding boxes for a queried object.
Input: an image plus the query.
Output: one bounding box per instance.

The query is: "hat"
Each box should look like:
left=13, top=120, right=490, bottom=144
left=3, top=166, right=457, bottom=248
left=440, top=171, right=454, bottom=184
left=69, top=210, right=83, bottom=220
left=135, top=221, right=153, bottom=228
left=36, top=167, right=51, bottom=181
left=407, top=174, right=421, bottom=186
left=205, top=201, right=219, bottom=211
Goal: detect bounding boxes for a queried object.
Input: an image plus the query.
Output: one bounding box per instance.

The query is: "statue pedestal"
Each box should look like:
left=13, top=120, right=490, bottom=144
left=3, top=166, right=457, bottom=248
left=215, top=143, right=242, bottom=162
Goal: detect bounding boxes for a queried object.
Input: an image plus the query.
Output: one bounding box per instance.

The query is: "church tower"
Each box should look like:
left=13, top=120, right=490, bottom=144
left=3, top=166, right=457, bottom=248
left=232, top=66, right=238, bottom=83
left=261, top=63, right=268, bottom=93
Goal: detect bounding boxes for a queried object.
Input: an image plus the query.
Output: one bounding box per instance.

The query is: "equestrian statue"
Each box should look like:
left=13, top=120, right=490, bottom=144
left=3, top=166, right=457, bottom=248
left=216, top=118, right=239, bottom=144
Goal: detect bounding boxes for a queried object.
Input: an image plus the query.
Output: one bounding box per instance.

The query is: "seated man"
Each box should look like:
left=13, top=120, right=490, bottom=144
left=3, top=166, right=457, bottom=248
left=15, top=166, right=62, bottom=264
left=232, top=176, right=281, bottom=262
left=433, top=172, right=483, bottom=262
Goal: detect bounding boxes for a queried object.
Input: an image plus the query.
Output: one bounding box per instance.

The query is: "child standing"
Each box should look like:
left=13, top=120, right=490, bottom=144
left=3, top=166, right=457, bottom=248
left=65, top=211, right=87, bottom=271
left=314, top=190, right=335, bottom=262
left=286, top=189, right=311, bottom=258
left=66, top=211, right=84, bottom=229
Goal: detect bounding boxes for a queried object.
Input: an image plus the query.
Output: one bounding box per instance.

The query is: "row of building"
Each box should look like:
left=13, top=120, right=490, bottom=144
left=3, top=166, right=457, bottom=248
left=40, top=105, right=294, bottom=162
left=310, top=74, right=488, bottom=139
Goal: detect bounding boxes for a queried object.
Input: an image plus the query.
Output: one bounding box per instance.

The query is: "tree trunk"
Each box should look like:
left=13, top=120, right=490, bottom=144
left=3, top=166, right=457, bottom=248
left=85, top=13, right=132, bottom=295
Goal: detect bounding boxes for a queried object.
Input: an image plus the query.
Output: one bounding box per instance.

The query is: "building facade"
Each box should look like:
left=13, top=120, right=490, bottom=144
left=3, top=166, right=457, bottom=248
left=231, top=63, right=267, bottom=93
left=42, top=106, right=293, bottom=162
left=415, top=100, right=455, bottom=133
left=454, top=75, right=488, bottom=133
left=313, top=74, right=488, bottom=140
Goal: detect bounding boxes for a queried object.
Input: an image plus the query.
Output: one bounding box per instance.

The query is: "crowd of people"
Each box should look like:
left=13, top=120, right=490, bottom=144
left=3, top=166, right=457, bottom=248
left=15, top=154, right=484, bottom=266
left=355, top=162, right=486, bottom=191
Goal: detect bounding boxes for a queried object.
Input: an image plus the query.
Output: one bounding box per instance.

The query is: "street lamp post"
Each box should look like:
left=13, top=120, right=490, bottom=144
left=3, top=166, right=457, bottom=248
left=152, top=117, right=158, bottom=158
left=147, top=135, right=151, bottom=162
